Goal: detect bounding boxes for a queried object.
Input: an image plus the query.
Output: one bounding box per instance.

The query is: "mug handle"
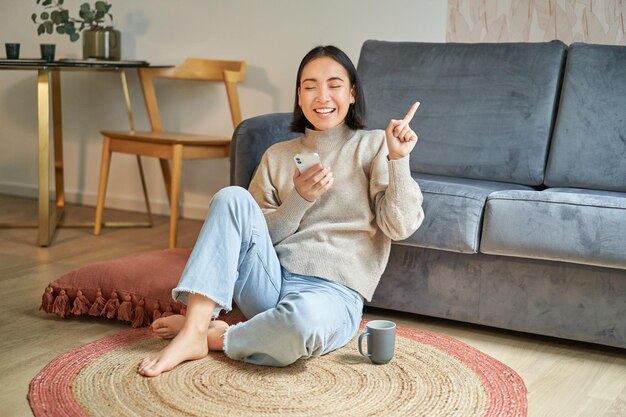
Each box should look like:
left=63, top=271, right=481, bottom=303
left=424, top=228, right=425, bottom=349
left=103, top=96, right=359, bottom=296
left=358, top=332, right=371, bottom=357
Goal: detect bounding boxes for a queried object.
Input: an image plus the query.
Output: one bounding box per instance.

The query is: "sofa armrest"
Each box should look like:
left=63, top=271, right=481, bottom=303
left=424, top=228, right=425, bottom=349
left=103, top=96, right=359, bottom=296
left=229, top=113, right=300, bottom=188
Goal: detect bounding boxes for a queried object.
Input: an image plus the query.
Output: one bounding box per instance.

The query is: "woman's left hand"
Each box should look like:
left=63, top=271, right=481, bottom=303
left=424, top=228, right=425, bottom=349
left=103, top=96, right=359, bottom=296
left=385, top=101, right=420, bottom=160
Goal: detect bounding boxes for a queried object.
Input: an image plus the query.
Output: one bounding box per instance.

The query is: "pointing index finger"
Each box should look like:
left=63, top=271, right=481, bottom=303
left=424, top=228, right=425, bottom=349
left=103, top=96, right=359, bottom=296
left=402, top=101, right=421, bottom=123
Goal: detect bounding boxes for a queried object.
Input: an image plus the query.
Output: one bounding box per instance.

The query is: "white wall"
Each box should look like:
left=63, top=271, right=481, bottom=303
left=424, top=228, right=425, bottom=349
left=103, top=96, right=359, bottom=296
left=0, top=0, right=446, bottom=219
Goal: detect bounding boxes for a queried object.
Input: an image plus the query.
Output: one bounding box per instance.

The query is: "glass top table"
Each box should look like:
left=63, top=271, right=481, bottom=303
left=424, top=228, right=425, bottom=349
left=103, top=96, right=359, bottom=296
left=0, top=59, right=171, bottom=246
left=0, top=58, right=152, bottom=68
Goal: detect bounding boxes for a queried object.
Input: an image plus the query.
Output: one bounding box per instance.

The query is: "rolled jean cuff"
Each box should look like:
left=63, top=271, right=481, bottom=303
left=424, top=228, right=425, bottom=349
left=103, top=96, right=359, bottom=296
left=222, top=323, right=239, bottom=361
left=172, top=287, right=231, bottom=319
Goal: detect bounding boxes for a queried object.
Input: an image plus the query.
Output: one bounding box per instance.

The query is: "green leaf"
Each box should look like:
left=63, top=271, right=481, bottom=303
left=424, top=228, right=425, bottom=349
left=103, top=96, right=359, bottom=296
left=85, top=11, right=96, bottom=23
left=58, top=0, right=64, bottom=4
left=32, top=13, right=37, bottom=23
left=40, top=12, right=49, bottom=20
left=95, top=1, right=108, bottom=12
left=44, top=21, right=53, bottom=34
left=61, top=10, right=69, bottom=21
left=37, top=23, right=46, bottom=35
left=95, top=11, right=105, bottom=20
left=51, top=10, right=63, bottom=24
left=80, top=3, right=91, bottom=13
left=70, top=32, right=80, bottom=42
left=42, top=0, right=53, bottom=5
left=56, top=26, right=65, bottom=34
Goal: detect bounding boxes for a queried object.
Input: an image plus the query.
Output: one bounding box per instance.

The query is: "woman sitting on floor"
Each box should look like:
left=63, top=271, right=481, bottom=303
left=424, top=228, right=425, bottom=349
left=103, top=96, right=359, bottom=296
left=138, top=45, right=423, bottom=376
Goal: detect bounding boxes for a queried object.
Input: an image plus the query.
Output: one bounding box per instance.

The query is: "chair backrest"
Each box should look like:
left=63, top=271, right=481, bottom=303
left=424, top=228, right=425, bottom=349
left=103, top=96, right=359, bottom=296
left=138, top=58, right=246, bottom=132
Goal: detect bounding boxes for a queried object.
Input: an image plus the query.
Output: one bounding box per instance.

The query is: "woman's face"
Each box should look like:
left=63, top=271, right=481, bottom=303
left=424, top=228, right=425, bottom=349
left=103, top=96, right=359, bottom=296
left=298, top=56, right=355, bottom=131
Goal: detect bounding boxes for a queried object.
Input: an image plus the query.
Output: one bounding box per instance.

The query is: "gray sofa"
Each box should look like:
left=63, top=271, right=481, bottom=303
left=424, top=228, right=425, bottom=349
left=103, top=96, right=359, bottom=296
left=230, top=40, right=626, bottom=349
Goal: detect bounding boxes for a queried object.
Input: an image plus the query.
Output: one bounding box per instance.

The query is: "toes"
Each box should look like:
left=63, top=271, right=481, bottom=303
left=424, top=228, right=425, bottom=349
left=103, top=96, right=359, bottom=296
left=138, top=357, right=157, bottom=374
left=152, top=319, right=166, bottom=330
left=141, top=363, right=166, bottom=377
left=154, top=328, right=174, bottom=339
left=139, top=357, right=151, bottom=369
left=139, top=357, right=175, bottom=377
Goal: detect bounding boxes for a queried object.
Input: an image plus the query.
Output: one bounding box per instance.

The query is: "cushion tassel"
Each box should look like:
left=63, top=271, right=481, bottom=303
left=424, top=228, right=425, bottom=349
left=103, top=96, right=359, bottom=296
left=152, top=301, right=162, bottom=322
left=117, top=295, right=134, bottom=322
left=39, top=286, right=55, bottom=313
left=88, top=290, right=107, bottom=316
left=71, top=290, right=92, bottom=315
left=131, top=299, right=150, bottom=328
left=162, top=303, right=175, bottom=317
left=101, top=290, right=120, bottom=319
left=52, top=289, right=71, bottom=318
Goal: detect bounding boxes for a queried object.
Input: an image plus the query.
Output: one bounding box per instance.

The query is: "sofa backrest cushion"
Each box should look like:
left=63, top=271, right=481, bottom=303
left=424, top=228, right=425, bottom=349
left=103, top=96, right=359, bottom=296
left=357, top=40, right=566, bottom=185
left=230, top=113, right=300, bottom=189
left=545, top=43, right=626, bottom=192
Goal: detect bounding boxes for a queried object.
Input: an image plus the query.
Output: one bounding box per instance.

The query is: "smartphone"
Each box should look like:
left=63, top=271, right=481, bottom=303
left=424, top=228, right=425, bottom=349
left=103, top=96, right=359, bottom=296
left=294, top=152, right=321, bottom=173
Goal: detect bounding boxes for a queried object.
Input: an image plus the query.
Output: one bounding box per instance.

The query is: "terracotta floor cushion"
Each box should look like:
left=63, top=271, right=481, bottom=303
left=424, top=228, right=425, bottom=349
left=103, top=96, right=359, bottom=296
left=40, top=248, right=191, bottom=328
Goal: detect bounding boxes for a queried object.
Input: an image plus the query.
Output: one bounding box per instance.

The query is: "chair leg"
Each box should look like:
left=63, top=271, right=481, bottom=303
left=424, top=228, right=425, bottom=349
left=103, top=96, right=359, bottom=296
left=169, top=145, right=183, bottom=248
left=159, top=158, right=172, bottom=205
left=135, top=155, right=153, bottom=227
left=94, top=136, right=112, bottom=235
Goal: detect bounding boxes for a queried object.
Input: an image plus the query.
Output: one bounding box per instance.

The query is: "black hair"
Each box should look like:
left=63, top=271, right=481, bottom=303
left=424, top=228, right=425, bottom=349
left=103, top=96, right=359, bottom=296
left=290, top=45, right=366, bottom=132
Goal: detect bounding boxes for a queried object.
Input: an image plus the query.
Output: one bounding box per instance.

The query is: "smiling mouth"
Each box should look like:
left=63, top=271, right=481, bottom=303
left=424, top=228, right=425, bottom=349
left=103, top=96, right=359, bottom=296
left=314, top=108, right=335, bottom=114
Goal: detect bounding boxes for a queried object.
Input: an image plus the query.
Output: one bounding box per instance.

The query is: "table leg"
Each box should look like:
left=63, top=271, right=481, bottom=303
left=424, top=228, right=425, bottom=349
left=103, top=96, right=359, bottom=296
left=37, top=69, right=54, bottom=246
left=52, top=70, right=65, bottom=211
left=119, top=70, right=135, bottom=131
left=1, top=69, right=63, bottom=240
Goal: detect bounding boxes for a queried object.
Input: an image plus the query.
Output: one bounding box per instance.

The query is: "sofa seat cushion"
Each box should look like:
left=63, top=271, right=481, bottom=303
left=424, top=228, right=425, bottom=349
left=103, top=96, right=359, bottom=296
left=401, top=173, right=533, bottom=253
left=481, top=188, right=626, bottom=269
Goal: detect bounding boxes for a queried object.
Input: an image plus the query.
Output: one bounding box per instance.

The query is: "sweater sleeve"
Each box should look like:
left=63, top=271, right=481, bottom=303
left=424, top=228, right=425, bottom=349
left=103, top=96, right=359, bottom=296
left=369, top=139, right=424, bottom=240
left=248, top=152, right=315, bottom=245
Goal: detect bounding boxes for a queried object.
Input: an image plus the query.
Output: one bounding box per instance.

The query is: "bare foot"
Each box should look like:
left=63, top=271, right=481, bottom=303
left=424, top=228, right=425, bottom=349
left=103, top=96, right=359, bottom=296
left=152, top=315, right=185, bottom=339
left=207, top=321, right=229, bottom=351
left=138, top=327, right=209, bottom=377
left=152, top=315, right=228, bottom=341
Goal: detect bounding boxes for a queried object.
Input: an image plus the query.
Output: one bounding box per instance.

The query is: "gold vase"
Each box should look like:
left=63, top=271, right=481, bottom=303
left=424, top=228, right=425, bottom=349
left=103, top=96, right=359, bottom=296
left=82, top=27, right=121, bottom=60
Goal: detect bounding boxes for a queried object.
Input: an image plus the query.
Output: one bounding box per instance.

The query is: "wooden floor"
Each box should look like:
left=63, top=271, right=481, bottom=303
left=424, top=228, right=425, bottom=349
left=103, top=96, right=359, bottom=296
left=0, top=194, right=625, bottom=417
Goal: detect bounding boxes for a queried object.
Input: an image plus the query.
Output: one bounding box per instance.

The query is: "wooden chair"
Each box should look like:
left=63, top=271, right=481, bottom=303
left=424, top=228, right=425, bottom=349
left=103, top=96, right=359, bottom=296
left=93, top=58, right=246, bottom=248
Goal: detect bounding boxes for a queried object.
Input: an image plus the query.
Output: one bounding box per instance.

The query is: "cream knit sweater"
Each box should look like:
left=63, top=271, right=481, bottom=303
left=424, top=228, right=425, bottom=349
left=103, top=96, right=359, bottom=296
left=248, top=123, right=424, bottom=301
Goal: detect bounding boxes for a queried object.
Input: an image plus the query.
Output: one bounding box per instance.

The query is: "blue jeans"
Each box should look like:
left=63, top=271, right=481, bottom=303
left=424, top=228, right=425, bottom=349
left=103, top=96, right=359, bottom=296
left=172, top=186, right=364, bottom=367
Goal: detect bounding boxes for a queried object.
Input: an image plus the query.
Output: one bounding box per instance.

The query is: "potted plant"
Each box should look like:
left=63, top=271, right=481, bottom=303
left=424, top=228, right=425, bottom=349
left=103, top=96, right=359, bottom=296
left=32, top=0, right=121, bottom=60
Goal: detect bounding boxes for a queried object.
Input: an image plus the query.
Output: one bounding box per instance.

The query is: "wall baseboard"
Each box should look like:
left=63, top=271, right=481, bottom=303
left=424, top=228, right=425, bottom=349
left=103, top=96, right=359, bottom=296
left=0, top=182, right=209, bottom=220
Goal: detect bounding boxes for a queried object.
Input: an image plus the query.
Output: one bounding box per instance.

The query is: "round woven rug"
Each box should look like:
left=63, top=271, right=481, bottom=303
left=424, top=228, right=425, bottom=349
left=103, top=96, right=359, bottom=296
left=29, top=321, right=527, bottom=417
